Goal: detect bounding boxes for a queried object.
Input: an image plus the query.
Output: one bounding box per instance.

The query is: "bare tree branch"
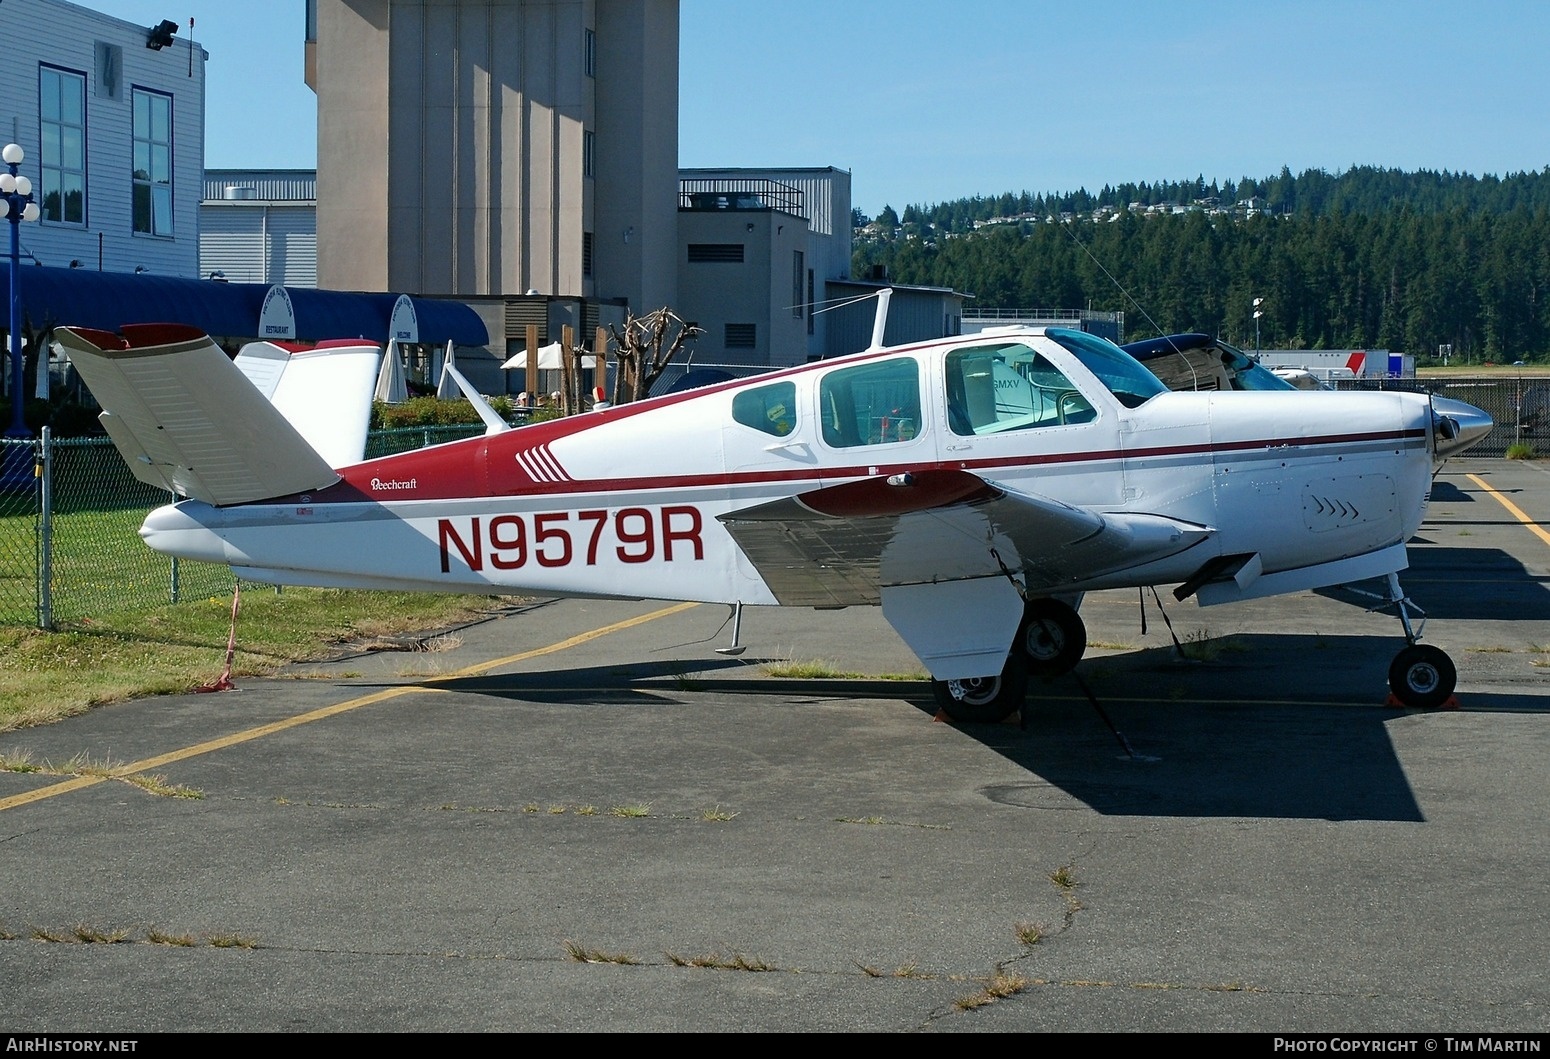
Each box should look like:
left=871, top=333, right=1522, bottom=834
left=606, top=308, right=703, bottom=403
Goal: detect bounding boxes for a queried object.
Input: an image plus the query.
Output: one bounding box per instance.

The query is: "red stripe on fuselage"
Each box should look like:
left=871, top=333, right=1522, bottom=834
left=289, top=425, right=1426, bottom=507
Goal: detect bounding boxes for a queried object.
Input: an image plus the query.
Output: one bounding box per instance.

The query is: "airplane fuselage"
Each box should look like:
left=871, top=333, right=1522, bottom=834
left=142, top=328, right=1436, bottom=612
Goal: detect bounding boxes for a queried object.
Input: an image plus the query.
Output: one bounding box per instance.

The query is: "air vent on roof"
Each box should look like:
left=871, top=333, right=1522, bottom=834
left=95, top=43, right=122, bottom=99
left=223, top=186, right=258, bottom=200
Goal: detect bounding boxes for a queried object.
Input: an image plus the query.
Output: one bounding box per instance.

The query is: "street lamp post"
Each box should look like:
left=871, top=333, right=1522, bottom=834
left=1, top=142, right=41, bottom=441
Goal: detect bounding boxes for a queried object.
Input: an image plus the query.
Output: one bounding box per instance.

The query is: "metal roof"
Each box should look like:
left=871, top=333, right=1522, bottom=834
left=202, top=169, right=318, bottom=202
left=0, top=264, right=488, bottom=346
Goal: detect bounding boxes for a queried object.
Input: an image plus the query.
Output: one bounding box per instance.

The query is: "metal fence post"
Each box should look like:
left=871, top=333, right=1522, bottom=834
left=37, top=426, right=51, bottom=629
left=169, top=488, right=180, bottom=604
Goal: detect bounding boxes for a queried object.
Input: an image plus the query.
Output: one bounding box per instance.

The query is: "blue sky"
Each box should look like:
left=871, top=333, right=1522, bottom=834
left=89, top=1, right=1550, bottom=215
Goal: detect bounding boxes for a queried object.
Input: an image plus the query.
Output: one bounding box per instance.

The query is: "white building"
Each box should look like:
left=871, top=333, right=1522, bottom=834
left=199, top=170, right=318, bottom=287
left=0, top=0, right=206, bottom=277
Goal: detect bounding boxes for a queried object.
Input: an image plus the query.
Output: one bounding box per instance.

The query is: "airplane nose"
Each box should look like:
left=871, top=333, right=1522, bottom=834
left=140, top=501, right=230, bottom=563
left=1431, top=396, right=1495, bottom=459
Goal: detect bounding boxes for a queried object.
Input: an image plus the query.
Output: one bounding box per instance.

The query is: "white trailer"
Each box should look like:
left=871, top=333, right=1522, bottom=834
left=1252, top=349, right=1414, bottom=383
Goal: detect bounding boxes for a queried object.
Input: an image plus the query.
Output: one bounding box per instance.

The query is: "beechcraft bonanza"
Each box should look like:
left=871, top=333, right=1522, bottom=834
left=58, top=311, right=1493, bottom=723
left=1121, top=331, right=1494, bottom=466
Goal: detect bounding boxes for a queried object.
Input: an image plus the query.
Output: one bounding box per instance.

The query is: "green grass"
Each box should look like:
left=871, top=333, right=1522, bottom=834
left=0, top=588, right=512, bottom=731
left=0, top=505, right=236, bottom=626
left=764, top=660, right=927, bottom=680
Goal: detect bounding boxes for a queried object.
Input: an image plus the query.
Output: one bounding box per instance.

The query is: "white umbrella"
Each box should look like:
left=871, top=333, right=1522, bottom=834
left=500, top=342, right=596, bottom=371
left=436, top=339, right=460, bottom=399
left=373, top=340, right=408, bottom=404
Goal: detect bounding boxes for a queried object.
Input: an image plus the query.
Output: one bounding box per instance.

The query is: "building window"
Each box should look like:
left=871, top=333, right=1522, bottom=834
left=687, top=243, right=744, bottom=263
left=807, top=270, right=815, bottom=335
left=583, top=129, right=594, bottom=178
left=792, top=251, right=804, bottom=318
left=583, top=231, right=593, bottom=277
left=584, top=28, right=596, bottom=78
left=132, top=88, right=173, bottom=235
left=40, top=66, right=87, bottom=226
left=725, top=323, right=756, bottom=348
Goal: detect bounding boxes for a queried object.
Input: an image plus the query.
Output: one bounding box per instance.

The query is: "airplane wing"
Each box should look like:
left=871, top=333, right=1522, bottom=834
left=719, top=468, right=1212, bottom=606
left=56, top=324, right=341, bottom=506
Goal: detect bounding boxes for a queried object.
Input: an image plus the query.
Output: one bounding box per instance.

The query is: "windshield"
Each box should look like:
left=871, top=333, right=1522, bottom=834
left=1217, top=339, right=1295, bottom=391
left=1046, top=328, right=1168, bottom=408
left=1143, top=337, right=1296, bottom=392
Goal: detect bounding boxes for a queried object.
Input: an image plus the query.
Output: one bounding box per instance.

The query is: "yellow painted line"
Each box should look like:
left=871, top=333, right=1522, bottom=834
left=0, top=601, right=699, bottom=813
left=429, top=601, right=700, bottom=681
left=1467, top=473, right=1550, bottom=548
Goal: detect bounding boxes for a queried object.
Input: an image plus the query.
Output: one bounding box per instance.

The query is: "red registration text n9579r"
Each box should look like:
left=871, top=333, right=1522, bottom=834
left=438, top=506, right=705, bottom=573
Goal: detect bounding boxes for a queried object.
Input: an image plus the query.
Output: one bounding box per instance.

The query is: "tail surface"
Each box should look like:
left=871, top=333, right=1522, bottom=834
left=57, top=323, right=340, bottom=506
left=234, top=338, right=381, bottom=467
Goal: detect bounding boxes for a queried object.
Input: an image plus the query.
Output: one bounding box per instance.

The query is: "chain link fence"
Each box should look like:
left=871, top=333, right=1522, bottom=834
left=0, top=384, right=1532, bottom=629
left=0, top=426, right=487, bottom=628
left=1341, top=376, right=1545, bottom=457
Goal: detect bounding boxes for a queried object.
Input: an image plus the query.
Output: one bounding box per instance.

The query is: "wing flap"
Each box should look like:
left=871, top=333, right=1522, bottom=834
left=720, top=468, right=1212, bottom=606
left=57, top=325, right=340, bottom=506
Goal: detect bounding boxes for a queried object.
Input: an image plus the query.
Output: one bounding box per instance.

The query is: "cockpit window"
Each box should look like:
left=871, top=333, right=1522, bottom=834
left=1142, top=344, right=1228, bottom=392
left=732, top=381, right=797, bottom=436
left=1047, top=328, right=1168, bottom=408
left=944, top=343, right=1096, bottom=436
left=818, top=357, right=922, bottom=448
left=1215, top=339, right=1295, bottom=391
left=1126, top=335, right=1295, bottom=392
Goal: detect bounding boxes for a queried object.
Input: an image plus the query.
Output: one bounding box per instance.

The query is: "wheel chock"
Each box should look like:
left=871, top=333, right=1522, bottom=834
left=932, top=708, right=1025, bottom=725
left=1384, top=694, right=1461, bottom=709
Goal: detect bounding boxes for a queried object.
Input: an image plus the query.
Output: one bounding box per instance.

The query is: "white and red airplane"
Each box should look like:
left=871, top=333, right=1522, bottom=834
left=57, top=315, right=1487, bottom=722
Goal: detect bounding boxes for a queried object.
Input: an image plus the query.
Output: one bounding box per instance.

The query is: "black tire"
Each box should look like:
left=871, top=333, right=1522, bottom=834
left=1020, top=598, right=1086, bottom=677
left=931, top=652, right=1029, bottom=724
left=1387, top=644, right=1457, bottom=708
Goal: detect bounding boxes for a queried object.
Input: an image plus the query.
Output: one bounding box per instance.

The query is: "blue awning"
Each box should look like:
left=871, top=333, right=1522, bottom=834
left=0, top=264, right=489, bottom=346
left=408, top=296, right=489, bottom=347
left=2, top=263, right=264, bottom=338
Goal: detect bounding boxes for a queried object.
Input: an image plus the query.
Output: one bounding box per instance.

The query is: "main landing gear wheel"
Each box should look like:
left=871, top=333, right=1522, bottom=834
left=931, top=652, right=1028, bottom=724
left=1387, top=644, right=1457, bottom=708
left=1020, top=598, right=1086, bottom=677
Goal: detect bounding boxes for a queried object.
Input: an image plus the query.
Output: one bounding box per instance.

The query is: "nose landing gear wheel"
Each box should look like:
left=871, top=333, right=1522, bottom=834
left=1020, top=598, right=1086, bottom=677
left=931, top=652, right=1028, bottom=724
left=1387, top=643, right=1457, bottom=708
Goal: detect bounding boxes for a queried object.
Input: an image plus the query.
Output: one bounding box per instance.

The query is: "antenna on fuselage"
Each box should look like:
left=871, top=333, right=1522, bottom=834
left=808, top=288, right=895, bottom=353
left=441, top=363, right=512, bottom=435
left=866, top=288, right=892, bottom=351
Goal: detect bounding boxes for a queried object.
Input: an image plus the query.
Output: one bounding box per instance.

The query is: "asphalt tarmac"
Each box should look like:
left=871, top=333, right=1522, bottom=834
left=1, top=456, right=1547, bottom=1033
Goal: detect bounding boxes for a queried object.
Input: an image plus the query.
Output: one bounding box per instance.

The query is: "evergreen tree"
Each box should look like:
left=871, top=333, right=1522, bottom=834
left=851, top=166, right=1550, bottom=356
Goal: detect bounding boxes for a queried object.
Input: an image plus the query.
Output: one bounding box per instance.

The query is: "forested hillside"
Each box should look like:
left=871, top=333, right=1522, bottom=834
left=852, top=167, right=1550, bottom=361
